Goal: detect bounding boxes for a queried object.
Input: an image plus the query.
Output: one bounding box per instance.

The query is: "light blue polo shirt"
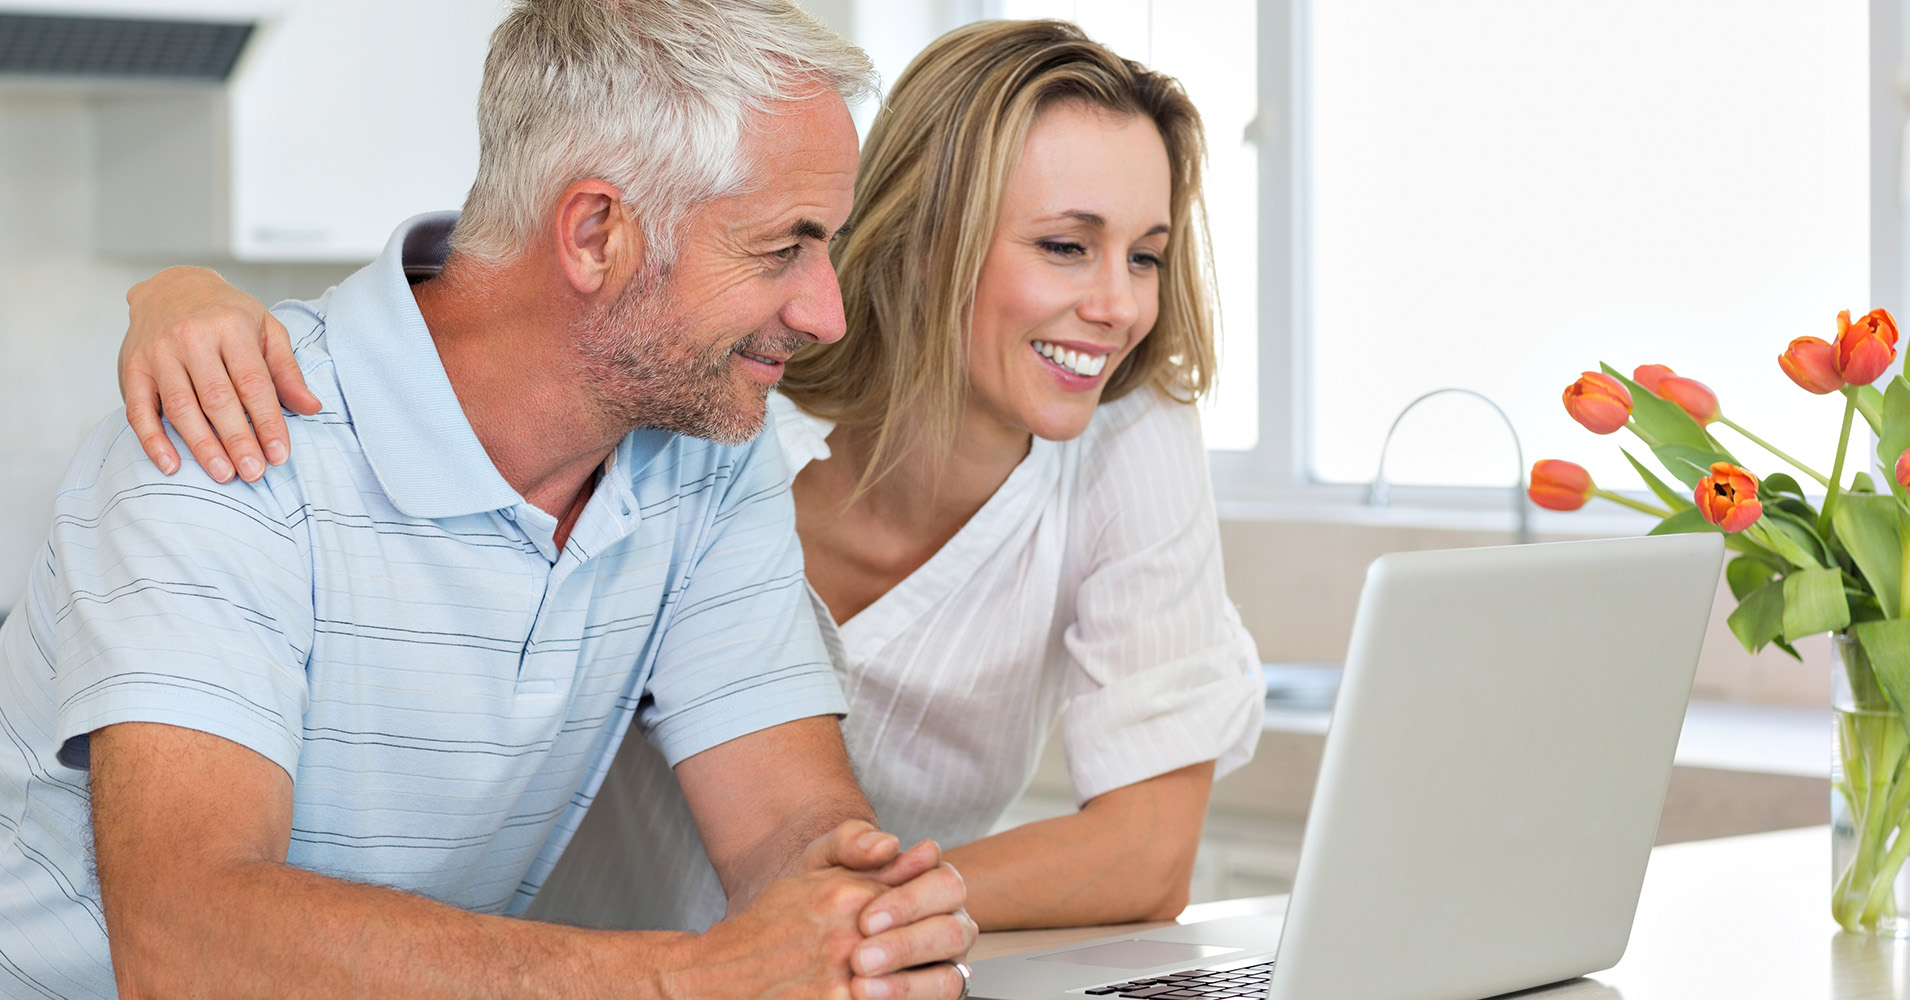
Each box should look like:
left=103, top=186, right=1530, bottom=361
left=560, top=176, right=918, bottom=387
left=0, top=213, right=845, bottom=998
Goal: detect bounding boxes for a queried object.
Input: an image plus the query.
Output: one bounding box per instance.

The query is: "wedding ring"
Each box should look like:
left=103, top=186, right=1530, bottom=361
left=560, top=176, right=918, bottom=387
left=953, top=960, right=973, bottom=999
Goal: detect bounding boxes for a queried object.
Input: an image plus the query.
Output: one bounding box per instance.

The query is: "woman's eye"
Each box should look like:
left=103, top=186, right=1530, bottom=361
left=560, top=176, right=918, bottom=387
left=1131, top=251, right=1164, bottom=270
left=1038, top=240, right=1087, bottom=258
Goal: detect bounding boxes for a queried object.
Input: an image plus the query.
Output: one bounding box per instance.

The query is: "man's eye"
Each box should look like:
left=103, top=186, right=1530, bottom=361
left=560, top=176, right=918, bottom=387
left=772, top=244, right=803, bottom=264
left=1038, top=240, right=1087, bottom=258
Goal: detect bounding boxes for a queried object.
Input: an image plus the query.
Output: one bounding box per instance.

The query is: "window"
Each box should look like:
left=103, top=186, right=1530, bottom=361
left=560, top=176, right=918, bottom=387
left=1301, top=0, right=1869, bottom=500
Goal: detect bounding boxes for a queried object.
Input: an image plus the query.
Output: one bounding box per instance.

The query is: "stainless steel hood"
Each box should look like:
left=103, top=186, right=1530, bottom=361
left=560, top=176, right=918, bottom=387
left=0, top=1, right=281, bottom=84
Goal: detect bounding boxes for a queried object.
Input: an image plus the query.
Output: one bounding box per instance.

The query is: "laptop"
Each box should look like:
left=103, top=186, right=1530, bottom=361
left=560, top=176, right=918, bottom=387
left=969, top=532, right=1725, bottom=1000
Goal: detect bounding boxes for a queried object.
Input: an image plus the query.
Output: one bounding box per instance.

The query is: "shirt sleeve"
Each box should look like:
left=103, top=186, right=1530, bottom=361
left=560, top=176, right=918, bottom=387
left=47, top=416, right=314, bottom=778
left=1059, top=389, right=1265, bottom=804
left=636, top=423, right=847, bottom=765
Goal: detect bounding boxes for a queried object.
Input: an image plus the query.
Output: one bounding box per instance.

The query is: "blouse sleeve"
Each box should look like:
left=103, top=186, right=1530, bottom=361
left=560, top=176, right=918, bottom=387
left=1059, top=389, right=1265, bottom=804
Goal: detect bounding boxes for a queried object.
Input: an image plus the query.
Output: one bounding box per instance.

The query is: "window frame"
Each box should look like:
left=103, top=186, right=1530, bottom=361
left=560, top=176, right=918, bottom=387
left=1210, top=0, right=1909, bottom=532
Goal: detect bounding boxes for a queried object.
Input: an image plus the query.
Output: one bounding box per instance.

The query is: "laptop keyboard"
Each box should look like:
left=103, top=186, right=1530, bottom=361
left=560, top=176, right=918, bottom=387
left=1082, top=960, right=1275, bottom=998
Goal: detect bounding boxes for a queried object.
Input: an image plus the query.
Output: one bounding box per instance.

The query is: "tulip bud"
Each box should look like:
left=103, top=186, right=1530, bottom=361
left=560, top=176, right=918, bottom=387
left=1528, top=460, right=1594, bottom=511
left=1694, top=462, right=1762, bottom=534
left=1833, top=308, right=1900, bottom=386
left=1562, top=371, right=1632, bottom=435
left=1778, top=336, right=1843, bottom=394
left=1897, top=448, right=1910, bottom=493
left=1632, top=365, right=1677, bottom=395
left=1654, top=375, right=1720, bottom=424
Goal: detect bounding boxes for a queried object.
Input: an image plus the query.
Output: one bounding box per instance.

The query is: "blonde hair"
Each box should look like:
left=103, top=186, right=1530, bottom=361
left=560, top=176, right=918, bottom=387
left=780, top=18, right=1218, bottom=489
left=452, top=0, right=875, bottom=266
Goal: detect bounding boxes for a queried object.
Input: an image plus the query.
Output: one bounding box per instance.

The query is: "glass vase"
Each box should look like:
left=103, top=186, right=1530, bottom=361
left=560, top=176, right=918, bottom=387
left=1833, top=632, right=1910, bottom=936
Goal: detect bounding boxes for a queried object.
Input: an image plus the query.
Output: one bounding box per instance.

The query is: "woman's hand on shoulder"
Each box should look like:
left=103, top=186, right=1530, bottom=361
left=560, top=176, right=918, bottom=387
left=121, top=267, right=321, bottom=483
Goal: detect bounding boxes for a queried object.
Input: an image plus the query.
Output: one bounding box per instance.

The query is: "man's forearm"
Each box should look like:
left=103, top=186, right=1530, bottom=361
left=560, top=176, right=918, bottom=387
left=718, top=783, right=876, bottom=912
left=107, top=854, right=687, bottom=1000
left=674, top=716, right=877, bottom=911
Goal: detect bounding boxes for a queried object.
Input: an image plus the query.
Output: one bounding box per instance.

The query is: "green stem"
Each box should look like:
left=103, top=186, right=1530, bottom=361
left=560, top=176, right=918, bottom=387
left=1590, top=488, right=1672, bottom=518
left=1624, top=420, right=1662, bottom=450
left=1715, top=415, right=1832, bottom=487
left=1819, top=395, right=1858, bottom=535
left=1900, top=508, right=1910, bottom=620
left=1861, top=797, right=1910, bottom=925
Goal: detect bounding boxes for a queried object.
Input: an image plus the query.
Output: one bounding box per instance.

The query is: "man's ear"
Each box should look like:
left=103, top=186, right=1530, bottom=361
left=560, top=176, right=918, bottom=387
left=552, top=179, right=642, bottom=295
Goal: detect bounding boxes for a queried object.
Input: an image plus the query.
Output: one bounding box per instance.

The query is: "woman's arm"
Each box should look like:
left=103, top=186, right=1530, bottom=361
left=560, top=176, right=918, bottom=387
left=121, top=266, right=321, bottom=482
left=942, top=760, right=1215, bottom=930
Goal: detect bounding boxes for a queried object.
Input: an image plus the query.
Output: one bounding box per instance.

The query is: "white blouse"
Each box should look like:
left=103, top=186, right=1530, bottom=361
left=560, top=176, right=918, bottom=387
left=524, top=387, right=1265, bottom=931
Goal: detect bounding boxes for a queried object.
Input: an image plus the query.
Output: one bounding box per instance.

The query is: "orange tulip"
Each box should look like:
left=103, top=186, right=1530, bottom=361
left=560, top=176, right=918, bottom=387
left=1562, top=371, right=1632, bottom=435
left=1833, top=308, right=1899, bottom=386
left=1654, top=375, right=1720, bottom=424
left=1778, top=336, right=1843, bottom=394
left=1528, top=460, right=1594, bottom=511
left=1632, top=364, right=1677, bottom=395
left=1694, top=462, right=1762, bottom=534
left=1897, top=447, right=1910, bottom=493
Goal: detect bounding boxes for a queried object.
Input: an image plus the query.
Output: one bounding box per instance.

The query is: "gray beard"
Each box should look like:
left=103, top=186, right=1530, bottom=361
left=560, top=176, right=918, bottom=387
left=571, top=276, right=801, bottom=446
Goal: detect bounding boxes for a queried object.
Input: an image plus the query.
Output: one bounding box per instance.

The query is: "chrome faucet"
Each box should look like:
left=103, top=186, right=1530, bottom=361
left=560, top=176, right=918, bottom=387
left=1367, top=387, right=1532, bottom=544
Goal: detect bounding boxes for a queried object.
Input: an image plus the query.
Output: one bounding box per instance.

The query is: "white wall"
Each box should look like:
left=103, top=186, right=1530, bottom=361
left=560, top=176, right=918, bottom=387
left=0, top=91, right=354, bottom=610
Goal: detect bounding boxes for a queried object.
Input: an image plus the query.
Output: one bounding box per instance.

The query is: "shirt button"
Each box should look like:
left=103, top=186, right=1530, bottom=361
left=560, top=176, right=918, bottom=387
left=501, top=508, right=517, bottom=522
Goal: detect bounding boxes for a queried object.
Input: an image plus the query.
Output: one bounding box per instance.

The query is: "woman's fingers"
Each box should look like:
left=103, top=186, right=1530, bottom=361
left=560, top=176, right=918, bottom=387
left=155, top=359, right=235, bottom=483
left=262, top=311, right=321, bottom=417
left=122, top=367, right=180, bottom=476
left=191, top=340, right=269, bottom=482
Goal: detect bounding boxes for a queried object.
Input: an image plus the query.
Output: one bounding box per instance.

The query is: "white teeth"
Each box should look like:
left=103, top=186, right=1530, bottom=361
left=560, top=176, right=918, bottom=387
left=1031, top=340, right=1109, bottom=377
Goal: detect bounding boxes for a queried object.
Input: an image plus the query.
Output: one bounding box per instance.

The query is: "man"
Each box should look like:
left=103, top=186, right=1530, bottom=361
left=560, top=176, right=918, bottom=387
left=0, top=1, right=975, bottom=997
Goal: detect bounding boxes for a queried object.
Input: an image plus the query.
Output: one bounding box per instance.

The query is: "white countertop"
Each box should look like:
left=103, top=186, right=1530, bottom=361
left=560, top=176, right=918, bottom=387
left=1262, top=664, right=1828, bottom=777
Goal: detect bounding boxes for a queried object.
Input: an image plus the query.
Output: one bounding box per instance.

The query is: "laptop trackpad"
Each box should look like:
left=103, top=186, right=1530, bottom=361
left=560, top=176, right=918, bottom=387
left=1029, top=940, right=1243, bottom=969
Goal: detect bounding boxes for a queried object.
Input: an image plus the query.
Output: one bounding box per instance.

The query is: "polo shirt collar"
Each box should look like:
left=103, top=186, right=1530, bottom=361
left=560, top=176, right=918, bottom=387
left=325, top=212, right=523, bottom=520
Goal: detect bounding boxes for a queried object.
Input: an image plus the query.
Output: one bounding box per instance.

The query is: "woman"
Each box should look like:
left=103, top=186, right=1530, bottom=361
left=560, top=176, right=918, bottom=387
left=113, top=19, right=1263, bottom=932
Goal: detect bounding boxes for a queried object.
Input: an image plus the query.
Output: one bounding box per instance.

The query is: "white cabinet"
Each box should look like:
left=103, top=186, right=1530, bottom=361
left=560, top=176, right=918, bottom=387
left=95, top=0, right=506, bottom=261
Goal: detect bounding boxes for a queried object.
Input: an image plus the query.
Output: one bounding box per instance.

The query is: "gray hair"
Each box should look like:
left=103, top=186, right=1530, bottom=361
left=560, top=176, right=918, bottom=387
left=450, top=0, right=876, bottom=266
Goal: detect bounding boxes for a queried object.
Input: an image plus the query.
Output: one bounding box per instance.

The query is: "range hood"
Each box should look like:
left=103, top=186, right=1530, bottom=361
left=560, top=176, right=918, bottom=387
left=0, top=1, right=282, bottom=83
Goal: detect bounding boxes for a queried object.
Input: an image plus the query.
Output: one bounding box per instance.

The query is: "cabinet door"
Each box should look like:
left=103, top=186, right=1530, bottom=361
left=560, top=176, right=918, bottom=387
left=227, top=0, right=505, bottom=260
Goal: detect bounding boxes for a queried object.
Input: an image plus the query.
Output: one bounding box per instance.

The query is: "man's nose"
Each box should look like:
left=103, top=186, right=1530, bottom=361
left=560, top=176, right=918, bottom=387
left=784, top=254, right=848, bottom=345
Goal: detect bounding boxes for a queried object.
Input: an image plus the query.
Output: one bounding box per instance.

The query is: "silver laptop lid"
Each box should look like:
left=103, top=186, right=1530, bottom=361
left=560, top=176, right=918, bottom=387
left=1268, top=532, right=1724, bottom=1000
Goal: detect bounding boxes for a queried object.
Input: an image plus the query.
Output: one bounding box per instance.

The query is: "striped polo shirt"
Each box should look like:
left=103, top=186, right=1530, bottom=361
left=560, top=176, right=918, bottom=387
left=0, top=213, right=845, bottom=999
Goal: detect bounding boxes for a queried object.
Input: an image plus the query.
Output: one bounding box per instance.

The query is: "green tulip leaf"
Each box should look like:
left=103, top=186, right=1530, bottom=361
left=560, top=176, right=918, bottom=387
left=1651, top=443, right=1734, bottom=489
left=1832, top=493, right=1904, bottom=617
left=1601, top=363, right=1720, bottom=454
left=1760, top=508, right=1828, bottom=569
left=1772, top=637, right=1803, bottom=661
left=1725, top=532, right=1783, bottom=563
left=1848, top=589, right=1886, bottom=625
left=1647, top=507, right=1721, bottom=537
left=1781, top=567, right=1851, bottom=641
left=1622, top=448, right=1694, bottom=511
left=1727, top=580, right=1785, bottom=654
left=1877, top=376, right=1910, bottom=503
left=1854, top=472, right=1878, bottom=494
left=1771, top=497, right=1819, bottom=523
left=1851, top=619, right=1910, bottom=731
left=1762, top=473, right=1806, bottom=499
left=1725, top=555, right=1780, bottom=601
left=1853, top=383, right=1886, bottom=435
